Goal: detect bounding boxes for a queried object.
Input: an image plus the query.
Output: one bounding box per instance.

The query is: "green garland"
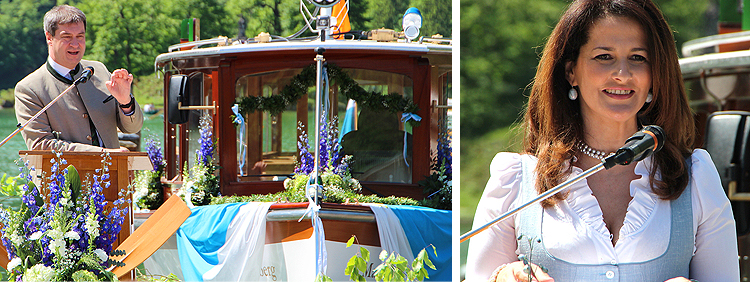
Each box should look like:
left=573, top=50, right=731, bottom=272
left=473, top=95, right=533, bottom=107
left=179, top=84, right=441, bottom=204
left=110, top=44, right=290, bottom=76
left=235, top=63, right=420, bottom=126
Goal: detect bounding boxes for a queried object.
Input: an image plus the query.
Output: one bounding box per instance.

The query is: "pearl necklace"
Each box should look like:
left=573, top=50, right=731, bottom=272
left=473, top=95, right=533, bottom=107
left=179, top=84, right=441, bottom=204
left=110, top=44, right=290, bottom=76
left=576, top=141, right=613, bottom=160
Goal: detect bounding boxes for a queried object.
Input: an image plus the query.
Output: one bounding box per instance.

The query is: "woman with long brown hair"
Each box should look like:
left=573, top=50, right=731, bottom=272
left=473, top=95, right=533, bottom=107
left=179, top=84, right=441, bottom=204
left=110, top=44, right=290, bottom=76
left=465, top=0, right=739, bottom=281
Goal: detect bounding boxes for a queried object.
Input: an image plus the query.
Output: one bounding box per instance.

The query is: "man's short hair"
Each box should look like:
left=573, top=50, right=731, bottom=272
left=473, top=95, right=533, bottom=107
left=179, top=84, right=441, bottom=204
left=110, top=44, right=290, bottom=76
left=43, top=5, right=86, bottom=36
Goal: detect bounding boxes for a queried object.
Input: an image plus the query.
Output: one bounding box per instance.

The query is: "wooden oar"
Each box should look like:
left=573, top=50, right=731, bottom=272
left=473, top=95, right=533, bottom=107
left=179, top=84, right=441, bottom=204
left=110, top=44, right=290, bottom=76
left=110, top=194, right=191, bottom=278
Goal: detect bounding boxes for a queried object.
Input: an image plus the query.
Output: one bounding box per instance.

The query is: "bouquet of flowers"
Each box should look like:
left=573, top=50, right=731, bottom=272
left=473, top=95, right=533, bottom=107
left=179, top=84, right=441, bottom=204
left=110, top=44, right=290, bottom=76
left=182, top=114, right=220, bottom=206
left=284, top=116, right=361, bottom=197
left=0, top=152, right=128, bottom=282
left=212, top=115, right=418, bottom=206
left=133, top=138, right=166, bottom=211
left=418, top=132, right=452, bottom=210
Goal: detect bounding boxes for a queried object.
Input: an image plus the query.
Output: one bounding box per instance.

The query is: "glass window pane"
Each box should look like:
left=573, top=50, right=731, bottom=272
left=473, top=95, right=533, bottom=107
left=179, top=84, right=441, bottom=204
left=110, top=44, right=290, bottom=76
left=338, top=69, right=413, bottom=183
left=186, top=72, right=212, bottom=170
left=235, top=68, right=413, bottom=184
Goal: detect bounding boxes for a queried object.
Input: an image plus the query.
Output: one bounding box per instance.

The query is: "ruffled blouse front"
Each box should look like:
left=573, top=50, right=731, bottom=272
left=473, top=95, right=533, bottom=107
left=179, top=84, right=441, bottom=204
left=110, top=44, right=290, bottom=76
left=464, top=150, right=738, bottom=282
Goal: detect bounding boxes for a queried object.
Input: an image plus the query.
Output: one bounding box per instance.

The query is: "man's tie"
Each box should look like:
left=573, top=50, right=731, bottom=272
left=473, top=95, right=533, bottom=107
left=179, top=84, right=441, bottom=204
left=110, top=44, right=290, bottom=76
left=68, top=66, right=80, bottom=80
left=69, top=66, right=100, bottom=147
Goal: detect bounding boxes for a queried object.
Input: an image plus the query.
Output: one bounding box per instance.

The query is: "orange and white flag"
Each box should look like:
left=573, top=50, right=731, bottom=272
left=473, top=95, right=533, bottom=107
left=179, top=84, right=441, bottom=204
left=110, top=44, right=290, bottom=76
left=332, top=0, right=350, bottom=39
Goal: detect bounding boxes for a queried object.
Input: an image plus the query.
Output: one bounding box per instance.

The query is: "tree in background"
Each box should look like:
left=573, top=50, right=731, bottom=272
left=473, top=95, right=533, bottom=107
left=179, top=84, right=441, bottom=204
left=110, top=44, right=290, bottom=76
left=224, top=0, right=306, bottom=38
left=80, top=0, right=178, bottom=77
left=0, top=0, right=55, bottom=91
left=411, top=0, right=452, bottom=37
left=363, top=0, right=408, bottom=32
left=0, top=0, right=451, bottom=92
left=460, top=0, right=566, bottom=138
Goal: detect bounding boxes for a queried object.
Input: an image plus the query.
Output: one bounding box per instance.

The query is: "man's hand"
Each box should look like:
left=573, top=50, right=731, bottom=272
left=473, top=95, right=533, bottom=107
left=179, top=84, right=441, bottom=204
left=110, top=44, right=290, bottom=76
left=105, top=69, right=133, bottom=106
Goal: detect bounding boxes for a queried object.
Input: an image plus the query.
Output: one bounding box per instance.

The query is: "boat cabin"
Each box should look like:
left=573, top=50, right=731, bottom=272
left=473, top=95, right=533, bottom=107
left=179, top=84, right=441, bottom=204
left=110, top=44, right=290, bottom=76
left=154, top=36, right=452, bottom=200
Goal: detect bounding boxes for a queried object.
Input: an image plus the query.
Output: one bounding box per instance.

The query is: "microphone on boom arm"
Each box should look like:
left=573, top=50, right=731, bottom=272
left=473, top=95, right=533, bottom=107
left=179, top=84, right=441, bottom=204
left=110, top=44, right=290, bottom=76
left=0, top=66, right=97, bottom=149
left=602, top=125, right=666, bottom=169
left=75, top=66, right=94, bottom=85
left=460, top=125, right=667, bottom=243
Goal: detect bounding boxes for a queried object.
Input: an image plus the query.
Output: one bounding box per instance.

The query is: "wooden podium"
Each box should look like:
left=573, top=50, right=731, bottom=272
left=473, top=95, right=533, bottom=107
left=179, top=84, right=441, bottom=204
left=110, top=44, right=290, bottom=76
left=19, top=150, right=152, bottom=248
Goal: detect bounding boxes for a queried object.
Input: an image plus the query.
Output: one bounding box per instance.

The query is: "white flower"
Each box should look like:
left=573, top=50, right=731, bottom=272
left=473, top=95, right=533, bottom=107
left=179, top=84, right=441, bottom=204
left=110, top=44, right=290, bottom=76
left=29, top=232, right=42, bottom=241
left=59, top=197, right=68, bottom=206
left=23, top=264, right=54, bottom=282
left=7, top=257, right=21, bottom=270
left=47, top=229, right=63, bottom=240
left=94, top=249, right=108, bottom=262
left=49, top=238, right=66, bottom=256
left=64, top=231, right=80, bottom=240
left=10, top=233, right=24, bottom=245
left=85, top=216, right=100, bottom=238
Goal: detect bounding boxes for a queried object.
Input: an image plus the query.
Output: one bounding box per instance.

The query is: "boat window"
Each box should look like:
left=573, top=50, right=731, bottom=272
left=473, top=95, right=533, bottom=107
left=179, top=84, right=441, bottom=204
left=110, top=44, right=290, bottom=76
left=234, top=68, right=414, bottom=184
left=684, top=73, right=750, bottom=147
left=184, top=72, right=213, bottom=170
left=439, top=71, right=452, bottom=136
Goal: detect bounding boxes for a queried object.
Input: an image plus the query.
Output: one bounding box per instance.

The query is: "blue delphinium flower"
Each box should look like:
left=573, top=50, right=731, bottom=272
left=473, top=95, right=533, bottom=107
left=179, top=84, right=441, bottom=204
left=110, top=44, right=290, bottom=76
left=295, top=122, right=314, bottom=174
left=186, top=114, right=221, bottom=206
left=435, top=133, right=452, bottom=177
left=197, top=115, right=215, bottom=167
left=0, top=151, right=129, bottom=281
left=146, top=139, right=165, bottom=172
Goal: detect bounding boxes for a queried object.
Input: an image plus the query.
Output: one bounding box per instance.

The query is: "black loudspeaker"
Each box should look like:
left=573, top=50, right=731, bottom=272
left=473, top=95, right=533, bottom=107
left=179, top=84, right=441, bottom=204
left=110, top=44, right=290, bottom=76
left=704, top=111, right=750, bottom=235
left=168, top=74, right=189, bottom=124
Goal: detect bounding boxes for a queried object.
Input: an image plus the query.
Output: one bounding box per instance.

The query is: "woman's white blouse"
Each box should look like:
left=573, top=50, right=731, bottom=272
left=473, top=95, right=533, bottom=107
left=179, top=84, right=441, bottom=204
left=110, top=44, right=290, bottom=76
left=465, top=149, right=739, bottom=282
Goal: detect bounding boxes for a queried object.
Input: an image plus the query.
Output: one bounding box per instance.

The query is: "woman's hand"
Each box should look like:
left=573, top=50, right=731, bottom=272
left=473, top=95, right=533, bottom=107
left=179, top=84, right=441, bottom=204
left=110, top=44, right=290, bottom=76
left=488, top=261, right=554, bottom=282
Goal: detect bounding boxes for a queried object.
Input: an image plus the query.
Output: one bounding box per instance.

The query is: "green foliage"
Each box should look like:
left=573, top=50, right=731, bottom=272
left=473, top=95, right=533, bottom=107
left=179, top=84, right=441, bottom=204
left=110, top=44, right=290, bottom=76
left=235, top=64, right=420, bottom=125
left=0, top=88, right=13, bottom=104
left=79, top=0, right=179, bottom=76
left=409, top=0, right=452, bottom=37
left=225, top=0, right=308, bottom=38
left=71, top=269, right=99, bottom=282
left=362, top=0, right=408, bottom=32
left=0, top=173, right=24, bottom=198
left=135, top=267, right=181, bottom=282
left=132, top=73, right=165, bottom=108
left=0, top=0, right=451, bottom=96
left=315, top=272, right=334, bottom=282
left=210, top=186, right=420, bottom=206
left=344, top=235, right=437, bottom=282
left=460, top=0, right=567, bottom=138
left=0, top=0, right=52, bottom=90
left=133, top=169, right=164, bottom=210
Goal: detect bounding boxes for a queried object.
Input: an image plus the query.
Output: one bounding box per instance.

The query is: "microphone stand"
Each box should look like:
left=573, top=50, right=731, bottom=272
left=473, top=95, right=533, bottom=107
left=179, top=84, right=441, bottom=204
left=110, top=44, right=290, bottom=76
left=460, top=162, right=605, bottom=243
left=0, top=76, right=87, bottom=149
left=460, top=125, right=663, bottom=243
left=460, top=154, right=628, bottom=243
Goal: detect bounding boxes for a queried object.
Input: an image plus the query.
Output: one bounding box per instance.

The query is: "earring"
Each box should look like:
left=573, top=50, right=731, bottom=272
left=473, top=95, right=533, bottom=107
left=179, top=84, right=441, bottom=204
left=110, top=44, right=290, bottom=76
left=568, top=87, right=578, bottom=100
left=646, top=92, right=653, bottom=103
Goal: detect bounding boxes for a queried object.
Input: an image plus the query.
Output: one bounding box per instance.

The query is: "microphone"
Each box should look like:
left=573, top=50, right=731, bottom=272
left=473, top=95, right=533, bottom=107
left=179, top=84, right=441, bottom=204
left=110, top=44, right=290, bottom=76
left=603, top=125, right=665, bottom=169
left=461, top=125, right=667, bottom=243
left=75, top=66, right=94, bottom=85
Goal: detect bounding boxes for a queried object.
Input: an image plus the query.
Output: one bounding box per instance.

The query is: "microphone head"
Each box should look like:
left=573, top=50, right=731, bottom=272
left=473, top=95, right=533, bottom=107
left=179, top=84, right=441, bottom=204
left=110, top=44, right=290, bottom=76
left=606, top=124, right=667, bottom=168
left=642, top=125, right=665, bottom=153
left=77, top=66, right=94, bottom=84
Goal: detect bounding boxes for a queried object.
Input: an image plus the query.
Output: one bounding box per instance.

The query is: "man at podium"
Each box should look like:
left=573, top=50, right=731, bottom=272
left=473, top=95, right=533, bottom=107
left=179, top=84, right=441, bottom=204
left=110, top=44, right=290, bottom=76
left=14, top=5, right=143, bottom=152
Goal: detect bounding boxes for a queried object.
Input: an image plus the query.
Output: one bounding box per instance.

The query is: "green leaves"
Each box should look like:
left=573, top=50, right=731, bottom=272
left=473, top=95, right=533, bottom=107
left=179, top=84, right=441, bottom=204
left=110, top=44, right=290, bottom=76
left=315, top=273, right=333, bottom=282
left=65, top=165, right=81, bottom=204
left=345, top=235, right=438, bottom=282
left=0, top=173, right=22, bottom=197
